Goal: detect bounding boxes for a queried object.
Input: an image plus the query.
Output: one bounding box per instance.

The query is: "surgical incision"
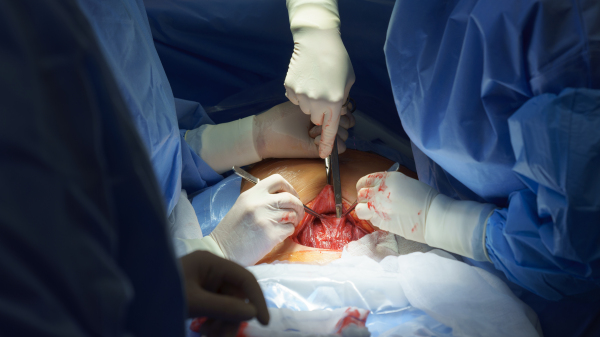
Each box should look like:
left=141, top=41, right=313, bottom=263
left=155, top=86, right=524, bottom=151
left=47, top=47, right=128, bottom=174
left=292, top=184, right=374, bottom=249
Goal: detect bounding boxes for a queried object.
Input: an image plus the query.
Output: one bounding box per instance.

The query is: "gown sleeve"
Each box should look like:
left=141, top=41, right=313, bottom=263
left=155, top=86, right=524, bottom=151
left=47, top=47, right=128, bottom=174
left=175, top=98, right=223, bottom=195
left=486, top=88, right=600, bottom=301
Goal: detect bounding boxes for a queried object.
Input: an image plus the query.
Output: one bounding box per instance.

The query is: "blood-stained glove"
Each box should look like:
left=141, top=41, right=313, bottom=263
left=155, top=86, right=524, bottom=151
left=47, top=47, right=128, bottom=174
left=208, top=174, right=305, bottom=266
left=180, top=251, right=269, bottom=337
left=355, top=172, right=496, bottom=261
left=284, top=0, right=355, bottom=158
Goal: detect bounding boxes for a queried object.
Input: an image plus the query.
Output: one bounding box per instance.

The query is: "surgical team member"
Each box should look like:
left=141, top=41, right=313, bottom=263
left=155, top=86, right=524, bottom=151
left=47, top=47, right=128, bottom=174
left=284, top=0, right=356, bottom=158
left=356, top=0, right=600, bottom=308
left=0, top=1, right=268, bottom=336
left=75, top=0, right=355, bottom=268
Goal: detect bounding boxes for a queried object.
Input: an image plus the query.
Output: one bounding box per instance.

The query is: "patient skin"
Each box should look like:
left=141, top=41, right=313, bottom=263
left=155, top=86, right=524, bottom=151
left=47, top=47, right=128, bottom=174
left=240, top=149, right=417, bottom=264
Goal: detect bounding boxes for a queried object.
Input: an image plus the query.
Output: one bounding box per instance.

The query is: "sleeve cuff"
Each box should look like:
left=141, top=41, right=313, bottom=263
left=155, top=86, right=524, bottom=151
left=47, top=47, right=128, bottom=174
left=177, top=236, right=226, bottom=259
left=184, top=116, right=261, bottom=174
left=425, top=194, right=496, bottom=261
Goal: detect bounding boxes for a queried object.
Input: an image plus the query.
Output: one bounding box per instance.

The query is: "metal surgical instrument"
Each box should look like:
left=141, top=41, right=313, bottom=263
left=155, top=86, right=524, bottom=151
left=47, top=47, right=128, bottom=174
left=232, top=166, right=323, bottom=219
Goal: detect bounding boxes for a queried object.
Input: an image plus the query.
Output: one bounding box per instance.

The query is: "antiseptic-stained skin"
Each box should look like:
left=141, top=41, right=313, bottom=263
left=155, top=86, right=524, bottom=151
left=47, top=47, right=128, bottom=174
left=241, top=149, right=417, bottom=265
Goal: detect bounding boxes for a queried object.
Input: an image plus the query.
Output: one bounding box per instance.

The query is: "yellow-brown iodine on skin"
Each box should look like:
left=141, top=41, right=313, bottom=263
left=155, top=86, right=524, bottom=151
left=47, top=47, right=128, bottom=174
left=240, top=149, right=417, bottom=203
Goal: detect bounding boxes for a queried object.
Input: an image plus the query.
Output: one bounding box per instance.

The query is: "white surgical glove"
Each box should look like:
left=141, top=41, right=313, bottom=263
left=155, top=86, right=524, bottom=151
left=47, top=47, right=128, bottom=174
left=285, top=0, right=355, bottom=158
left=355, top=172, right=497, bottom=261
left=185, top=116, right=261, bottom=174
left=207, top=174, right=304, bottom=266
left=185, top=102, right=354, bottom=173
left=254, top=101, right=354, bottom=159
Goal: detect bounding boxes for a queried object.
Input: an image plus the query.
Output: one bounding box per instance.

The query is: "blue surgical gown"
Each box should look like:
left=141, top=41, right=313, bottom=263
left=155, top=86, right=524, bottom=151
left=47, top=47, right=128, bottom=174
left=0, top=0, right=185, bottom=335
left=385, top=0, right=600, bottom=332
left=76, top=0, right=222, bottom=216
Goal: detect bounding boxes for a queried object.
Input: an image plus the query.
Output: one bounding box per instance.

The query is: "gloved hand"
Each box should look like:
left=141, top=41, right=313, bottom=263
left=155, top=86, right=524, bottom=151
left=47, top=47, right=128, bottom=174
left=355, top=172, right=496, bottom=261
left=254, top=101, right=354, bottom=159
left=285, top=0, right=355, bottom=158
left=184, top=101, right=354, bottom=174
left=209, top=174, right=304, bottom=266
left=180, top=250, right=269, bottom=337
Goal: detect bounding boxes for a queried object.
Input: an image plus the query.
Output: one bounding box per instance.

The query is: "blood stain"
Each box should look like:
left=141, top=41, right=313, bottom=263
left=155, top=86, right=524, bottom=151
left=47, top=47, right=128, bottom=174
left=292, top=185, right=374, bottom=250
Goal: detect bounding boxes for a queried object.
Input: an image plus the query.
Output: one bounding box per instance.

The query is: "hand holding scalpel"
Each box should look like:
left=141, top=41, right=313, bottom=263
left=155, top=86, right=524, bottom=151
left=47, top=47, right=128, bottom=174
left=232, top=166, right=323, bottom=219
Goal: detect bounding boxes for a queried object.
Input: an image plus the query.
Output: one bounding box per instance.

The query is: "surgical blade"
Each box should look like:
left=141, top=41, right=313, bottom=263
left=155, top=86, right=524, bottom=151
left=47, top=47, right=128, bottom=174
left=233, top=165, right=260, bottom=184
left=232, top=166, right=322, bottom=219
left=330, top=138, right=343, bottom=218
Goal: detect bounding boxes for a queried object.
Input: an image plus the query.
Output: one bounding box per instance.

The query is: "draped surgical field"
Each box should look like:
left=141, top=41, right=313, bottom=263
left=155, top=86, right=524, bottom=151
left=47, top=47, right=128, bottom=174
left=240, top=149, right=418, bottom=264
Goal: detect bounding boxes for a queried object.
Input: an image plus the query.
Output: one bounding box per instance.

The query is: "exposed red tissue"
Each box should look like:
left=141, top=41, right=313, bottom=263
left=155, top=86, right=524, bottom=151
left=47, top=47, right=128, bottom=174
left=292, top=185, right=374, bottom=250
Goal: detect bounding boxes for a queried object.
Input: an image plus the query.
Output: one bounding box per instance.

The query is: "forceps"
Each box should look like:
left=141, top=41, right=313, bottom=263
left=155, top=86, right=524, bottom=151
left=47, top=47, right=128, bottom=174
left=232, top=166, right=323, bottom=219
left=342, top=162, right=400, bottom=217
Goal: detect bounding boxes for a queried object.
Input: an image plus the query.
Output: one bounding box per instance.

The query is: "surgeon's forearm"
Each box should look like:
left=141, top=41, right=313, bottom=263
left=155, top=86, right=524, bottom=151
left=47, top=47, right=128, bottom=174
left=184, top=116, right=261, bottom=174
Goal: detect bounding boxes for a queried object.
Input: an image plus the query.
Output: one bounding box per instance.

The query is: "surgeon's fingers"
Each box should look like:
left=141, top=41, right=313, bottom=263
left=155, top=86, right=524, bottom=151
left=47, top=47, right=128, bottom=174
left=285, top=86, right=299, bottom=105
left=271, top=192, right=304, bottom=222
left=339, top=112, right=355, bottom=129
left=319, top=109, right=342, bottom=158
left=218, top=261, right=270, bottom=325
left=276, top=211, right=301, bottom=228
left=262, top=174, right=301, bottom=199
left=357, top=187, right=377, bottom=203
left=190, top=254, right=269, bottom=325
left=356, top=172, right=387, bottom=191
left=355, top=203, right=374, bottom=221
left=313, top=135, right=346, bottom=154
left=309, top=125, right=349, bottom=141
left=309, top=125, right=320, bottom=138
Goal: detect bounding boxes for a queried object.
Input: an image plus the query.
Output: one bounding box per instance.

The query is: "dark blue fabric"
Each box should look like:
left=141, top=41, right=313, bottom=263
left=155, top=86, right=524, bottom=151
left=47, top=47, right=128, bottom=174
left=77, top=0, right=222, bottom=215
left=488, top=89, right=600, bottom=298
left=143, top=0, right=406, bottom=139
left=175, top=98, right=223, bottom=196
left=0, top=0, right=185, bottom=335
left=180, top=131, right=223, bottom=196
left=385, top=0, right=600, bottom=335
left=175, top=98, right=215, bottom=130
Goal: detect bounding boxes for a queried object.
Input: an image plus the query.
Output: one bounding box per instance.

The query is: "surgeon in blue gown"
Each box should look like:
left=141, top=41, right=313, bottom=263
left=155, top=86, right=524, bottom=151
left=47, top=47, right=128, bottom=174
left=0, top=1, right=269, bottom=336
left=75, top=0, right=357, bottom=270
left=352, top=0, right=600, bottom=335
